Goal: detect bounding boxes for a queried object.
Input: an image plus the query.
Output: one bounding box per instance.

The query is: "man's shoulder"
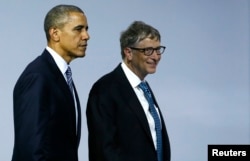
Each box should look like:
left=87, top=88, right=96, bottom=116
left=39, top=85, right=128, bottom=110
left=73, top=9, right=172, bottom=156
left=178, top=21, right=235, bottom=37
left=16, top=50, right=55, bottom=82
left=23, top=50, right=55, bottom=73
left=97, top=64, right=123, bottom=83
left=90, top=64, right=124, bottom=90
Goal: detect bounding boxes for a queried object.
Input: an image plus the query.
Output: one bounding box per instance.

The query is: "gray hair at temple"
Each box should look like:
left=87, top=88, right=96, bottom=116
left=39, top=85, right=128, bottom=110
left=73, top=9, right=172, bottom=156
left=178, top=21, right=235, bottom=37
left=120, top=21, right=161, bottom=59
left=44, top=4, right=85, bottom=41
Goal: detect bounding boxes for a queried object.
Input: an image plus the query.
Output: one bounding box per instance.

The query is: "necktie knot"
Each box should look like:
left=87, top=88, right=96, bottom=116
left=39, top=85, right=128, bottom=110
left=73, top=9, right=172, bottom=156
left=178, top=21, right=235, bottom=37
left=139, top=82, right=154, bottom=104
left=139, top=81, right=151, bottom=94
left=66, top=66, right=72, bottom=79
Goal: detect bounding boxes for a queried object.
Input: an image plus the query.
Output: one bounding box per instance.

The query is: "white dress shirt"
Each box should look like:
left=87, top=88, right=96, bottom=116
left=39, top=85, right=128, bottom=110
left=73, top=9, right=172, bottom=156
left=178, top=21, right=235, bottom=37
left=121, top=62, right=160, bottom=149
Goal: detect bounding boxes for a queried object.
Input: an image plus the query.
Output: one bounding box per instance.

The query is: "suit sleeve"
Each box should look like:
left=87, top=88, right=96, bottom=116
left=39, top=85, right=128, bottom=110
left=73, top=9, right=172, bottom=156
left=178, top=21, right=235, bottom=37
left=86, top=83, right=123, bottom=161
left=13, top=73, right=50, bottom=161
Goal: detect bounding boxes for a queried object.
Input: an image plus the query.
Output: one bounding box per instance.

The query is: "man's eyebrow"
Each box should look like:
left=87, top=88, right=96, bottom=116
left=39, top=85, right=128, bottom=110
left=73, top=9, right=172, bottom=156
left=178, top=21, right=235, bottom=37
left=73, top=25, right=88, bottom=30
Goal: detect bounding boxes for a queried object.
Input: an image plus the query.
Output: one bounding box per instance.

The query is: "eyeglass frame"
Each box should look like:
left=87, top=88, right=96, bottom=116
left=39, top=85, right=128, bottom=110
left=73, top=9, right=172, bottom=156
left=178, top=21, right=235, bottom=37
left=129, top=46, right=166, bottom=56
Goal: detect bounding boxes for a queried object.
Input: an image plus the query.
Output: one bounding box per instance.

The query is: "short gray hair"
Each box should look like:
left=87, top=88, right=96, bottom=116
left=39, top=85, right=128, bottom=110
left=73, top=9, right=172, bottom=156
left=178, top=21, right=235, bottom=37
left=120, top=21, right=161, bottom=59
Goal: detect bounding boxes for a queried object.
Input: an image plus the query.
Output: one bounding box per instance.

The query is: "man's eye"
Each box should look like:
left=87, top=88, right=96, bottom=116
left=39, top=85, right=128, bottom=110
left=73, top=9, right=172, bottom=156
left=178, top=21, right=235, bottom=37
left=74, top=26, right=84, bottom=31
left=145, top=48, right=153, bottom=51
left=75, top=28, right=82, bottom=31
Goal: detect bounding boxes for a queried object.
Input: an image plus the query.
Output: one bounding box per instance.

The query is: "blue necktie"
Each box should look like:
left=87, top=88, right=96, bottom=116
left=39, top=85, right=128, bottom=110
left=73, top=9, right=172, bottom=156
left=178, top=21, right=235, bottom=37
left=139, top=82, right=163, bottom=161
left=65, top=66, right=74, bottom=95
left=65, top=66, right=81, bottom=141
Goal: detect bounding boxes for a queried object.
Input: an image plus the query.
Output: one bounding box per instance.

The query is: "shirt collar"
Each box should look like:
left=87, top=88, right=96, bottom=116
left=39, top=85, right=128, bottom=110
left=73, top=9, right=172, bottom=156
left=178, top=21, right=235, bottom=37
left=121, top=61, right=143, bottom=88
left=46, top=46, right=69, bottom=75
left=46, top=46, right=69, bottom=81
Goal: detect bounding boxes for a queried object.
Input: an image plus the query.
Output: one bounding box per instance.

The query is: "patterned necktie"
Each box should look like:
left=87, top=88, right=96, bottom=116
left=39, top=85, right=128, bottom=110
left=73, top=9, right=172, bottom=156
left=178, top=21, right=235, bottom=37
left=65, top=66, right=74, bottom=95
left=65, top=66, right=81, bottom=146
left=139, top=82, right=163, bottom=161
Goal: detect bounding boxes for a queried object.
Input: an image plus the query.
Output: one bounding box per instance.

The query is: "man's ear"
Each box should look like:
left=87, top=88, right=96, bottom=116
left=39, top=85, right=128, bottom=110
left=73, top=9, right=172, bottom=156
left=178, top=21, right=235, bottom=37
left=124, top=47, right=133, bottom=60
left=49, top=27, right=60, bottom=42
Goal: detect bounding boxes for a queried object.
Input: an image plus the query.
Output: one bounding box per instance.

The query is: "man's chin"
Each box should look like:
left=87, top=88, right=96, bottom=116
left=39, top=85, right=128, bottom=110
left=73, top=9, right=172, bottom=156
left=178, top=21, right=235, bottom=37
left=148, top=68, right=157, bottom=74
left=77, top=52, right=86, bottom=58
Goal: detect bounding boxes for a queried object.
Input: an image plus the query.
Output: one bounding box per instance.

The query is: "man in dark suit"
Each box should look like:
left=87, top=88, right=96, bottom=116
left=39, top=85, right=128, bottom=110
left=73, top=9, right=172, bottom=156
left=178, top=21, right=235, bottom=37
left=86, top=21, right=171, bottom=161
left=12, top=5, right=90, bottom=161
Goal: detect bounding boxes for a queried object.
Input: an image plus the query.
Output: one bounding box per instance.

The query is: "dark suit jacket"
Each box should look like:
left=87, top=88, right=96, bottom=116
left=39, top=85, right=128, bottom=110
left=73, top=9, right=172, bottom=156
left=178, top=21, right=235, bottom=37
left=12, top=49, right=81, bottom=161
left=86, top=64, right=171, bottom=161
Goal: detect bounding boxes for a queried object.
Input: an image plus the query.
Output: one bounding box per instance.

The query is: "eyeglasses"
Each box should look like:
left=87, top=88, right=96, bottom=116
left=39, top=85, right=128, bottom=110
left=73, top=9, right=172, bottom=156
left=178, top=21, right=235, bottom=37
left=129, top=46, right=166, bottom=56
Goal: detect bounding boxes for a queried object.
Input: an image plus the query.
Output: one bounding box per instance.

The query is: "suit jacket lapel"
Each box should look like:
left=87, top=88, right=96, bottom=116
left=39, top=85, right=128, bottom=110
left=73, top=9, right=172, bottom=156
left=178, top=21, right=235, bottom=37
left=146, top=82, right=168, bottom=135
left=113, top=64, right=154, bottom=142
left=73, top=83, right=81, bottom=147
left=113, top=64, right=170, bottom=160
left=41, top=50, right=77, bottom=133
left=146, top=81, right=171, bottom=158
left=41, top=50, right=75, bottom=105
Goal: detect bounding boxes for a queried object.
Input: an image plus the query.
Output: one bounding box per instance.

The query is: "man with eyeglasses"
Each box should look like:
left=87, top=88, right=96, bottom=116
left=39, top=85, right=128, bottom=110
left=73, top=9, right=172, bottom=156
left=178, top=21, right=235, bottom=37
left=86, top=21, right=171, bottom=161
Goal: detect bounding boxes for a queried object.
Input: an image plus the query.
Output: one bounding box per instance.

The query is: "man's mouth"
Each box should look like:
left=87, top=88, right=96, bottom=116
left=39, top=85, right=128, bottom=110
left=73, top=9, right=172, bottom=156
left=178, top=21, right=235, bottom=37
left=79, top=44, right=87, bottom=48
